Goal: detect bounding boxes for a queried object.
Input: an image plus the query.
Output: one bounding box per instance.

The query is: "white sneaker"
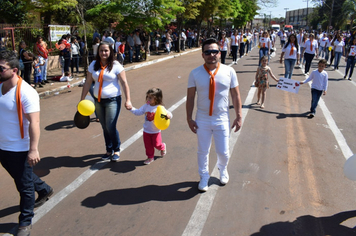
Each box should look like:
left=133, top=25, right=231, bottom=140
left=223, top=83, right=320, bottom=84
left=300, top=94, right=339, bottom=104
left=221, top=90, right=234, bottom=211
left=198, top=177, right=209, bottom=192
left=219, top=168, right=229, bottom=185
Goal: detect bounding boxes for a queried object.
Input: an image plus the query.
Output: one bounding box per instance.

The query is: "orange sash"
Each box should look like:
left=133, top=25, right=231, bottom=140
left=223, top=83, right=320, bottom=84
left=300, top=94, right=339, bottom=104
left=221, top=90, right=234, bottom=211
left=16, top=76, right=24, bottom=139
left=204, top=63, right=220, bottom=116
left=290, top=43, right=294, bottom=55
left=97, top=62, right=108, bottom=102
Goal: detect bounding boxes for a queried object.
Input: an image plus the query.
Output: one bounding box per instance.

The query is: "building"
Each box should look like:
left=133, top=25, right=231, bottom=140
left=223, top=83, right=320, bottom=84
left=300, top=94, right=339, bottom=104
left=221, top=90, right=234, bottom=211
left=285, top=7, right=314, bottom=30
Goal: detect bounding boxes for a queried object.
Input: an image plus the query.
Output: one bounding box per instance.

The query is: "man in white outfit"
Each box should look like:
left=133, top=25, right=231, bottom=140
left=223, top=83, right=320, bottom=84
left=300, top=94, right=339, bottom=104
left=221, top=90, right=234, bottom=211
left=186, top=38, right=242, bottom=192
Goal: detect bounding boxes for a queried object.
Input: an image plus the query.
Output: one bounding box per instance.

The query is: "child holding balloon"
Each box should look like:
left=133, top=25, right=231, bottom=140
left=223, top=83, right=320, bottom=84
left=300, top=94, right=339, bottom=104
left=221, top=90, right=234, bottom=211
left=128, top=88, right=172, bottom=165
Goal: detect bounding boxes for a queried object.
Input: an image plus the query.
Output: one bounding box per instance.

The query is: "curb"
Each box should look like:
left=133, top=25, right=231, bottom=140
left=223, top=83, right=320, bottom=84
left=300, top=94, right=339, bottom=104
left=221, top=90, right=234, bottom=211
left=38, top=48, right=201, bottom=99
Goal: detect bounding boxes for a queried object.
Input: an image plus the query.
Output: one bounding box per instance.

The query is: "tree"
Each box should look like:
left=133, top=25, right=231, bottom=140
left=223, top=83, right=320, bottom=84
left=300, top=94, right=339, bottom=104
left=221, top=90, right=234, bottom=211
left=342, top=0, right=356, bottom=31
left=234, top=0, right=259, bottom=29
left=0, top=0, right=33, bottom=24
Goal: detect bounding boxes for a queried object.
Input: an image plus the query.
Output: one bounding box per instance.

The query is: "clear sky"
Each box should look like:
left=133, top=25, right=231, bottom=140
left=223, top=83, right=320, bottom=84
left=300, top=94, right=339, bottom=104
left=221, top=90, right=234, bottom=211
left=257, top=0, right=317, bottom=19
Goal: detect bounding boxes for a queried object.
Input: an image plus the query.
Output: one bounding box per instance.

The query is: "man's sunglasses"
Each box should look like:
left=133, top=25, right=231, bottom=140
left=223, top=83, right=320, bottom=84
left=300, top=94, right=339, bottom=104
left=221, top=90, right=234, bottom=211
left=0, top=66, right=12, bottom=73
left=203, top=50, right=219, bottom=56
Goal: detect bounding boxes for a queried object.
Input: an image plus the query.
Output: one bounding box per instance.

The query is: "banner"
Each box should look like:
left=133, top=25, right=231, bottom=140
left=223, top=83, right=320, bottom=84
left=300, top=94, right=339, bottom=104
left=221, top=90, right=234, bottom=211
left=276, top=78, right=301, bottom=94
left=49, top=25, right=71, bottom=42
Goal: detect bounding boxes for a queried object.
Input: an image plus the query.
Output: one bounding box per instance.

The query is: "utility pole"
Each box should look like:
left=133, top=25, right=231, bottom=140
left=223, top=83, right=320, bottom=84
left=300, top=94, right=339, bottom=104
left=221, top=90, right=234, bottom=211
left=303, top=0, right=310, bottom=28
left=328, top=0, right=334, bottom=33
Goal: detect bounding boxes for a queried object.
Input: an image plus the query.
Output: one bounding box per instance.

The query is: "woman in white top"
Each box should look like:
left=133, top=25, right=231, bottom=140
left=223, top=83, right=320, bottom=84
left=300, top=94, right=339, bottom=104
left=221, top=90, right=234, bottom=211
left=344, top=38, right=356, bottom=80
left=299, top=33, right=308, bottom=65
left=302, top=33, right=318, bottom=74
left=259, top=31, right=271, bottom=65
left=92, top=37, right=100, bottom=60
left=280, top=30, right=287, bottom=48
left=332, top=34, right=345, bottom=70
left=230, top=30, right=240, bottom=64
left=324, top=34, right=333, bottom=63
left=70, top=37, right=80, bottom=75
left=280, top=34, right=300, bottom=79
left=219, top=31, right=230, bottom=64
left=318, top=33, right=328, bottom=58
left=80, top=41, right=132, bottom=162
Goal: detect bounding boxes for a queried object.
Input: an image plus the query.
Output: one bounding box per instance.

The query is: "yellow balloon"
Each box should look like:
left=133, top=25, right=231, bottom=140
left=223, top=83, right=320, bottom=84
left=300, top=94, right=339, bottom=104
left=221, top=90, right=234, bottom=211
left=243, top=38, right=247, bottom=42
left=78, top=100, right=95, bottom=116
left=328, top=47, right=332, bottom=51
left=154, top=105, right=170, bottom=130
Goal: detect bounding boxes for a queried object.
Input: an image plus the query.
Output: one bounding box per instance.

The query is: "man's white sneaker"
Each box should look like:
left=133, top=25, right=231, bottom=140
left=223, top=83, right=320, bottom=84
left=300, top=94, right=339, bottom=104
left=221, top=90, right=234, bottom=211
left=198, top=177, right=209, bottom=192
left=219, top=168, right=229, bottom=185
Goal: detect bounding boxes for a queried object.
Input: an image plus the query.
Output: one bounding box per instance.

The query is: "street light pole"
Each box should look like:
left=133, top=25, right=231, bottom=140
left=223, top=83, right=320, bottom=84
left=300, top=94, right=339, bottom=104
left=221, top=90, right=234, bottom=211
left=284, top=8, right=289, bottom=26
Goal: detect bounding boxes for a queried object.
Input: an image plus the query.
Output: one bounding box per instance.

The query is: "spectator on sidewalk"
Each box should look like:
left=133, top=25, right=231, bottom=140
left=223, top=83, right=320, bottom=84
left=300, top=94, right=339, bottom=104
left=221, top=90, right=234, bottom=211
left=181, top=30, right=187, bottom=51
left=0, top=50, right=53, bottom=236
left=19, top=41, right=33, bottom=85
left=133, top=30, right=143, bottom=62
left=127, top=32, right=135, bottom=63
left=33, top=35, right=49, bottom=84
left=70, top=37, right=80, bottom=76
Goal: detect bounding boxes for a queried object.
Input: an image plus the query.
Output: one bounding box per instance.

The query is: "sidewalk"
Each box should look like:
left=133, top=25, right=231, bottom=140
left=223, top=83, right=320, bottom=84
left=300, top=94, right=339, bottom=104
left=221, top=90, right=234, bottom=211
left=36, top=48, right=201, bottom=98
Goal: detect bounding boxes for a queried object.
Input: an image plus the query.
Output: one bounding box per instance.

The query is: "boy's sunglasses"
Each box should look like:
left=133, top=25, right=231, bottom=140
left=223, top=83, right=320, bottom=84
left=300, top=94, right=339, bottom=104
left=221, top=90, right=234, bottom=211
left=203, top=50, right=219, bottom=56
left=0, top=66, right=12, bottom=73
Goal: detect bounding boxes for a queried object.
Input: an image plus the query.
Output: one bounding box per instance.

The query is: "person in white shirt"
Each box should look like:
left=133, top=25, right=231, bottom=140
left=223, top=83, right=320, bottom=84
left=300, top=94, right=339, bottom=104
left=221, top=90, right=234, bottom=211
left=259, top=31, right=271, bottom=65
left=280, top=34, right=300, bottom=78
left=230, top=29, right=240, bottom=64
left=300, top=59, right=328, bottom=117
left=186, top=38, right=242, bottom=192
left=318, top=33, right=328, bottom=59
left=280, top=30, right=287, bottom=48
left=344, top=38, right=356, bottom=80
left=302, top=33, right=319, bottom=75
left=332, top=34, right=345, bottom=70
left=219, top=31, right=230, bottom=64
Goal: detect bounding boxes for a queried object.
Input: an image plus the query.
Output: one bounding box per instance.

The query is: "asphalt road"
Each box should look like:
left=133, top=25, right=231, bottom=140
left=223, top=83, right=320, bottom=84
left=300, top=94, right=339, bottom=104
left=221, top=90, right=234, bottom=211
left=1, top=45, right=356, bottom=236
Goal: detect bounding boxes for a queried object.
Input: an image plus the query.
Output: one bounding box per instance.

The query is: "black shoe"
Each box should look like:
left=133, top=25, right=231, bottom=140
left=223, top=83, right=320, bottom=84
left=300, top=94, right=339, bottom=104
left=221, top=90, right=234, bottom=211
left=38, top=84, right=44, bottom=88
left=35, top=187, right=54, bottom=208
left=44, top=80, right=50, bottom=83
left=41, top=81, right=46, bottom=85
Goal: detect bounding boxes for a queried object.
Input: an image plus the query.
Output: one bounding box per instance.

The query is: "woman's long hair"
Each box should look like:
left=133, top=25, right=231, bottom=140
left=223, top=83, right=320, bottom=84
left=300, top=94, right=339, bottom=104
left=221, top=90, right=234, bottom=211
left=284, top=34, right=299, bottom=52
left=94, top=41, right=114, bottom=72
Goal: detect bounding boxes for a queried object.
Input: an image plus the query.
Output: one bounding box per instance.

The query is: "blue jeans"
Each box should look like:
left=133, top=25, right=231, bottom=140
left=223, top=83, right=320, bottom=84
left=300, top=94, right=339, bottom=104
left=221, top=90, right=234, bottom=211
left=259, top=48, right=269, bottom=65
left=40, top=58, right=48, bottom=81
left=128, top=46, right=134, bottom=62
left=319, top=46, right=325, bottom=58
left=300, top=47, right=305, bottom=64
left=345, top=56, right=356, bottom=78
left=95, top=96, right=122, bottom=153
left=284, top=59, right=296, bottom=79
left=310, top=88, right=323, bottom=114
left=334, top=51, right=342, bottom=69
left=325, top=49, right=330, bottom=62
left=0, top=149, right=51, bottom=226
left=71, top=54, right=79, bottom=74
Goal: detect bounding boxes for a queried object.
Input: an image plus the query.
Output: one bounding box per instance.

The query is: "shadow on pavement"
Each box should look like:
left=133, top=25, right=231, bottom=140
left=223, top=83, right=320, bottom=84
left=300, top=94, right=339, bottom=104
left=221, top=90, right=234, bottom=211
left=81, top=181, right=200, bottom=207
left=34, top=154, right=102, bottom=177
left=250, top=210, right=356, bottom=236
left=0, top=222, right=17, bottom=235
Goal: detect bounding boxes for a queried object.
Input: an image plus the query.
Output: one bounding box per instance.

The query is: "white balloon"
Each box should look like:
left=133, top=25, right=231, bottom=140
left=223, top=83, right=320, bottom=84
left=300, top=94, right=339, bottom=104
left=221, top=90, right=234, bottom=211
left=344, top=154, right=356, bottom=181
left=85, top=95, right=95, bottom=103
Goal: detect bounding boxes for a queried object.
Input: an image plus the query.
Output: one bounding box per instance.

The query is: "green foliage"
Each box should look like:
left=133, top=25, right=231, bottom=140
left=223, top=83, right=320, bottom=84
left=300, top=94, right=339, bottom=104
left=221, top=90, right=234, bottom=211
left=0, top=0, right=32, bottom=24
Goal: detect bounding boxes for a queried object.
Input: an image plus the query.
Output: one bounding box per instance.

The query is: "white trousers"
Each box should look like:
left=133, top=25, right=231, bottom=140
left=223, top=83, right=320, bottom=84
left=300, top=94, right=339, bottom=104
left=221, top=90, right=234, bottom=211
left=196, top=119, right=230, bottom=178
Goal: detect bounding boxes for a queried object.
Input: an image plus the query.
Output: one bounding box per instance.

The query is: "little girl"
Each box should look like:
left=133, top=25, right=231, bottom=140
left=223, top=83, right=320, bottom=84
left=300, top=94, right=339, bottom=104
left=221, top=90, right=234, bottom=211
left=129, top=88, right=172, bottom=165
left=255, top=56, right=278, bottom=109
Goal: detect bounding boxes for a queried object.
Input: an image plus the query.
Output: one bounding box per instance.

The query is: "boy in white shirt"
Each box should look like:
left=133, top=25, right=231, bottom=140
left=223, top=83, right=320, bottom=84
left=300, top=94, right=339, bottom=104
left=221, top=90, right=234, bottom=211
left=300, top=59, right=328, bottom=118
